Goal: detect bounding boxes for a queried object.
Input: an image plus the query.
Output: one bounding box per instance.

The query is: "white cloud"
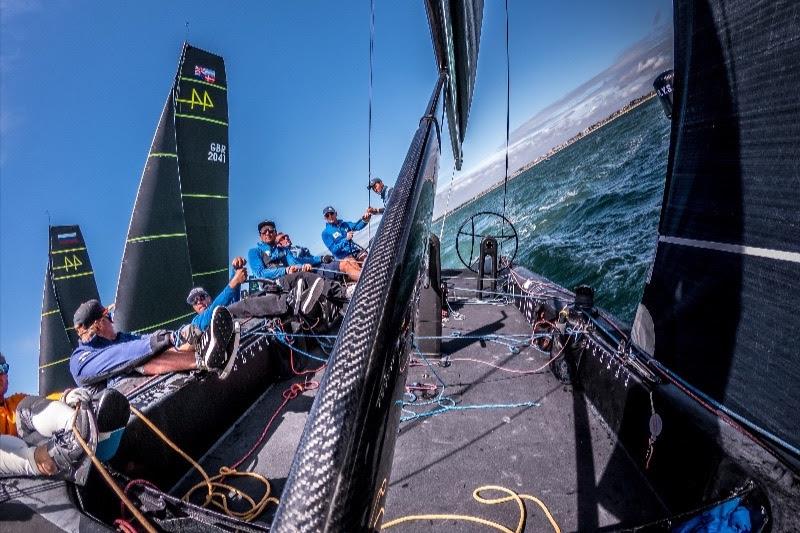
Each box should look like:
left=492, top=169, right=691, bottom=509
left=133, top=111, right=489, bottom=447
left=636, top=55, right=667, bottom=73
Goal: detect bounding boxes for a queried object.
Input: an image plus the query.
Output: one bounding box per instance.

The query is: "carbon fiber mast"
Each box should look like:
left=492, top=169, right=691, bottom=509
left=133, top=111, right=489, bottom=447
left=272, top=2, right=483, bottom=530
left=114, top=43, right=229, bottom=334
left=38, top=225, right=100, bottom=395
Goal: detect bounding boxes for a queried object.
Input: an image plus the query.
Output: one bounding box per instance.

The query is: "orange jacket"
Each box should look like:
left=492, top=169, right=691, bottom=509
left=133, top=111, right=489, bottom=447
left=0, top=393, right=27, bottom=437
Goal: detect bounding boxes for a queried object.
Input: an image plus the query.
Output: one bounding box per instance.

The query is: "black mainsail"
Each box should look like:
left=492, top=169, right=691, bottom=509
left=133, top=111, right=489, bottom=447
left=39, top=225, right=100, bottom=395
left=114, top=44, right=229, bottom=334
left=633, top=0, right=800, bottom=457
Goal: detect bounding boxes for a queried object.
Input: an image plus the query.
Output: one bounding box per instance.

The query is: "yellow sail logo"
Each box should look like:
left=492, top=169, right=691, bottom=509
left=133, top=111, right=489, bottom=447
left=53, top=254, right=84, bottom=272
left=177, top=88, right=214, bottom=112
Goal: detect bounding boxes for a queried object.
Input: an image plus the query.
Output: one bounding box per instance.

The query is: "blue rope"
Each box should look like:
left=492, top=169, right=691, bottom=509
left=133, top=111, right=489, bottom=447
left=271, top=334, right=329, bottom=363
left=400, top=347, right=541, bottom=423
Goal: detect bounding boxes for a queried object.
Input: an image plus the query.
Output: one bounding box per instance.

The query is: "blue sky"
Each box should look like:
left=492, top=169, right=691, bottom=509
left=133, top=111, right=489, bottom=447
left=1, top=0, right=671, bottom=393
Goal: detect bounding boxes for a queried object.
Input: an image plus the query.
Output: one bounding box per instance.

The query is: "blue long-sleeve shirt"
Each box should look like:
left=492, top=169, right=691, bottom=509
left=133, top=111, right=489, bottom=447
left=70, top=332, right=152, bottom=386
left=322, top=218, right=367, bottom=259
left=286, top=246, right=323, bottom=267
left=190, top=284, right=238, bottom=331
left=247, top=241, right=291, bottom=279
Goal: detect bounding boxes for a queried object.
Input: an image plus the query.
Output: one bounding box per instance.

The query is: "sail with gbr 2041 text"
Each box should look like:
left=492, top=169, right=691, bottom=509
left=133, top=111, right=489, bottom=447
left=39, top=225, right=100, bottom=396
left=114, top=43, right=229, bottom=334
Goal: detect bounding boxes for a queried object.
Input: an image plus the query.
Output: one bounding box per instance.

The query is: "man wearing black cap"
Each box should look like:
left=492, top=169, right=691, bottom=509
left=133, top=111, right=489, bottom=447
left=321, top=205, right=378, bottom=281
left=368, top=177, right=393, bottom=208
left=247, top=220, right=303, bottom=280
left=186, top=256, right=248, bottom=334
left=69, top=299, right=236, bottom=387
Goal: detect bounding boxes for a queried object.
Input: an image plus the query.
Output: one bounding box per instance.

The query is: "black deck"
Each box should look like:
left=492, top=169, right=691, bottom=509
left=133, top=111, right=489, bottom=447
left=382, top=272, right=665, bottom=532
left=172, top=270, right=666, bottom=531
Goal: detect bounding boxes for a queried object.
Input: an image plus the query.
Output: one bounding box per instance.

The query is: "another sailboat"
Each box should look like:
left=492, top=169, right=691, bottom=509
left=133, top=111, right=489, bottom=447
left=39, top=225, right=100, bottom=396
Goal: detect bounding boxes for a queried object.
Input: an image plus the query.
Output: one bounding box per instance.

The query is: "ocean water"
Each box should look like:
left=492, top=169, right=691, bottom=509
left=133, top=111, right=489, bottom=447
left=436, top=98, right=670, bottom=324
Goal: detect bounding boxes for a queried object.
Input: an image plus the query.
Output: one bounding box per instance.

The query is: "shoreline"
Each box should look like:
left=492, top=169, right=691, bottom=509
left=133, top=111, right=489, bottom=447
left=433, top=92, right=658, bottom=224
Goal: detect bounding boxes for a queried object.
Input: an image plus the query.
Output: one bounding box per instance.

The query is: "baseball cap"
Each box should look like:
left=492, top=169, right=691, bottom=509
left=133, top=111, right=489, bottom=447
left=367, top=177, right=382, bottom=189
left=322, top=206, right=336, bottom=215
left=186, top=287, right=210, bottom=305
left=74, top=299, right=107, bottom=328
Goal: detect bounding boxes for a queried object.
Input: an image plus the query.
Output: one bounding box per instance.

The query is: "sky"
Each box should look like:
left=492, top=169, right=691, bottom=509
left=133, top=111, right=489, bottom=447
left=0, top=0, right=672, bottom=394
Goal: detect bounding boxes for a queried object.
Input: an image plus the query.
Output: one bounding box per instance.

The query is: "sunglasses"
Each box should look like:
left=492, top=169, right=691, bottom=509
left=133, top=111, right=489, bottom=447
left=260, top=228, right=277, bottom=235
left=0, top=362, right=9, bottom=375
left=324, top=212, right=336, bottom=217
left=191, top=294, right=210, bottom=305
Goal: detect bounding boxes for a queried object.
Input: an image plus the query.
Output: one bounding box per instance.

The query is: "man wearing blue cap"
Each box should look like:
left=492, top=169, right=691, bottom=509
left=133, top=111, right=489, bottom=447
left=368, top=177, right=393, bottom=208
left=321, top=205, right=378, bottom=281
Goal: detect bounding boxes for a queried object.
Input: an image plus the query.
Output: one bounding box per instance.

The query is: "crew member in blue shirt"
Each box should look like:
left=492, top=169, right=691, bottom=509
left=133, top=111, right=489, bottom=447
left=185, top=256, right=247, bottom=332
left=248, top=220, right=306, bottom=280
left=321, top=206, right=377, bottom=281
left=276, top=232, right=337, bottom=278
left=69, top=299, right=233, bottom=387
left=368, top=177, right=393, bottom=208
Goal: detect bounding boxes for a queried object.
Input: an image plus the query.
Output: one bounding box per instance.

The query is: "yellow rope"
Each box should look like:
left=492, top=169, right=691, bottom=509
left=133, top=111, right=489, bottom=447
left=71, top=410, right=158, bottom=533
left=130, top=406, right=278, bottom=522
left=381, top=485, right=561, bottom=533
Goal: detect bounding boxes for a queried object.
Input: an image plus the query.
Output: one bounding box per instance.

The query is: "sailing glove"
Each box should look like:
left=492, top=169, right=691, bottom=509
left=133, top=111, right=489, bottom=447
left=62, top=387, right=93, bottom=407
left=149, top=329, right=173, bottom=354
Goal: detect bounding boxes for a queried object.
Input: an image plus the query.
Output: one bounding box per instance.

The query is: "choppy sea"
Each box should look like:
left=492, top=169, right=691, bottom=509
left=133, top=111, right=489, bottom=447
left=435, top=98, right=670, bottom=324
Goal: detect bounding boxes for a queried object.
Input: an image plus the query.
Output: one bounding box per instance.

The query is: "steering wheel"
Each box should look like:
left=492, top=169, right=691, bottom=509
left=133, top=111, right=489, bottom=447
left=455, top=212, right=518, bottom=273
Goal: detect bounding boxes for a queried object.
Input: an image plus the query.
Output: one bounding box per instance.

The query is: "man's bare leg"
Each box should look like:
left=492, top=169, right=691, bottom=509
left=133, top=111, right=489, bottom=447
left=139, top=349, right=198, bottom=375
left=339, top=257, right=362, bottom=282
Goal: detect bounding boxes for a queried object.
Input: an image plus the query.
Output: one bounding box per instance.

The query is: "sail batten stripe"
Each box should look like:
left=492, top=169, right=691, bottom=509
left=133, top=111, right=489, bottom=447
left=149, top=152, right=178, bottom=158
left=39, top=356, right=71, bottom=370
left=178, top=76, right=227, bottom=91
left=182, top=194, right=228, bottom=199
left=53, top=271, right=94, bottom=281
left=41, top=309, right=61, bottom=317
left=132, top=312, right=195, bottom=334
left=174, top=113, right=228, bottom=126
left=51, top=247, right=87, bottom=255
left=192, top=268, right=228, bottom=277
left=127, top=233, right=187, bottom=244
left=659, top=236, right=800, bottom=263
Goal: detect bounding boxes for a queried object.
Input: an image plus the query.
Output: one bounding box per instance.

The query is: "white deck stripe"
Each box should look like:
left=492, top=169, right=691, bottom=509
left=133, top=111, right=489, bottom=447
left=659, top=235, right=800, bottom=263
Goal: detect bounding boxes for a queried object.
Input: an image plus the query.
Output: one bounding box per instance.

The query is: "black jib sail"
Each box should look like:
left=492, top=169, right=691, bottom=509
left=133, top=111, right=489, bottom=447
left=115, top=44, right=228, bottom=334
left=425, top=0, right=483, bottom=170
left=633, top=0, right=800, bottom=457
left=39, top=225, right=100, bottom=395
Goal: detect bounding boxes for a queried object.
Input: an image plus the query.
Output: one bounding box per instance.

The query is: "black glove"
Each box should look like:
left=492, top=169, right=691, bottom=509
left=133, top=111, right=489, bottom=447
left=149, top=329, right=173, bottom=354
left=322, top=255, right=334, bottom=264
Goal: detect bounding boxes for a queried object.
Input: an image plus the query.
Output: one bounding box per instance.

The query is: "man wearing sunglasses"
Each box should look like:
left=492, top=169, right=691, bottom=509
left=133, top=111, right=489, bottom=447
left=321, top=206, right=378, bottom=281
left=69, top=299, right=236, bottom=388
left=185, top=256, right=248, bottom=335
left=248, top=220, right=303, bottom=280
left=276, top=232, right=337, bottom=278
left=0, top=352, right=93, bottom=480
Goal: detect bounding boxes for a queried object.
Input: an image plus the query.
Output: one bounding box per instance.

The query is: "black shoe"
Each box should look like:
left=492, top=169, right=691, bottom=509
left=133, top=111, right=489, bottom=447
left=300, top=277, right=325, bottom=317
left=217, top=321, right=241, bottom=381
left=199, top=306, right=234, bottom=371
left=47, top=409, right=91, bottom=471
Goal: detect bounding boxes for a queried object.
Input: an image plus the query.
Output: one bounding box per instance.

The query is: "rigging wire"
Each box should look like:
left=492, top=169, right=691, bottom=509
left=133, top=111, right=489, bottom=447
left=500, top=0, right=512, bottom=257
left=367, top=0, right=376, bottom=242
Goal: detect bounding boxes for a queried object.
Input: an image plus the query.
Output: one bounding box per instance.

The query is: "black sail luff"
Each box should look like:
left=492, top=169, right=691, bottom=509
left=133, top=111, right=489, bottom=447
left=39, top=225, right=100, bottom=395
left=175, top=44, right=229, bottom=298
left=39, top=265, right=75, bottom=395
left=634, top=0, right=800, bottom=455
left=114, top=92, right=195, bottom=333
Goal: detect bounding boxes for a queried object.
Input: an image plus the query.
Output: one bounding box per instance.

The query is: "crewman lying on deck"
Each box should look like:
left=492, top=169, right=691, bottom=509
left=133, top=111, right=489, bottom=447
left=69, top=299, right=236, bottom=388
left=1, top=352, right=93, bottom=481
left=276, top=232, right=338, bottom=279
left=367, top=177, right=393, bottom=208
left=248, top=220, right=302, bottom=280
left=321, top=205, right=378, bottom=281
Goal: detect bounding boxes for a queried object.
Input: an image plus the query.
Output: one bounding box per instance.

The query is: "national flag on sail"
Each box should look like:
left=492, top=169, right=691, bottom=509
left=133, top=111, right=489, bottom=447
left=194, top=65, right=216, bottom=83
left=57, top=232, right=80, bottom=245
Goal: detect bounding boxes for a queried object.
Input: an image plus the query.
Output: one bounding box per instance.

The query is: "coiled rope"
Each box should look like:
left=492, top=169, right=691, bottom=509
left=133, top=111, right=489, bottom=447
left=381, top=484, right=560, bottom=533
